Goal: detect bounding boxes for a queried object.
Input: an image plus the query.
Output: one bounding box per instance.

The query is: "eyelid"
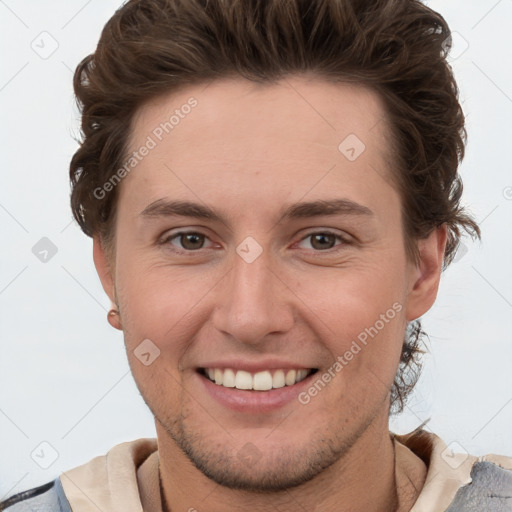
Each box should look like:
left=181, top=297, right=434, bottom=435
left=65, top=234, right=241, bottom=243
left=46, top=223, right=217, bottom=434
left=159, top=230, right=216, bottom=252
left=160, top=228, right=351, bottom=254
left=294, top=229, right=351, bottom=251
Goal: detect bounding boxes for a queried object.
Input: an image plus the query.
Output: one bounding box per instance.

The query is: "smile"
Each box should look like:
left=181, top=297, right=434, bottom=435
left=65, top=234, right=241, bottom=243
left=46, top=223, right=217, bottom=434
left=198, top=367, right=318, bottom=391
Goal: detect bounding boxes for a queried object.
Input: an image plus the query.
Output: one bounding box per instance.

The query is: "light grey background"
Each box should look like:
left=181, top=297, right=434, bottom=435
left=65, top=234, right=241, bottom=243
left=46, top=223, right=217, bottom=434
left=1, top=0, right=511, bottom=498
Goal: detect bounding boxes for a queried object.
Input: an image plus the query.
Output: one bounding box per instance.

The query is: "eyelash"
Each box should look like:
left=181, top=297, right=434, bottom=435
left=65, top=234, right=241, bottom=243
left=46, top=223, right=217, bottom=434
left=159, top=230, right=350, bottom=255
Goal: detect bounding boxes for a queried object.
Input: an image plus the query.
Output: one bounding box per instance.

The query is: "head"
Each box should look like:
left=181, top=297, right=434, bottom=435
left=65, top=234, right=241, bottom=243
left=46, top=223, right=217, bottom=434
left=70, top=0, right=480, bottom=491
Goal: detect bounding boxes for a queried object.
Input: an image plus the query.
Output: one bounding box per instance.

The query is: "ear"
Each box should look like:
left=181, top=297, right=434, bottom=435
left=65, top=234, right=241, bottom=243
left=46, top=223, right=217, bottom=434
left=405, top=224, right=448, bottom=322
left=93, top=236, right=117, bottom=309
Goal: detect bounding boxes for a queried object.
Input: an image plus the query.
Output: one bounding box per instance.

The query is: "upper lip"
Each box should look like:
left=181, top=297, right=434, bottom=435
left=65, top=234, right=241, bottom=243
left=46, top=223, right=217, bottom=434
left=197, top=359, right=317, bottom=373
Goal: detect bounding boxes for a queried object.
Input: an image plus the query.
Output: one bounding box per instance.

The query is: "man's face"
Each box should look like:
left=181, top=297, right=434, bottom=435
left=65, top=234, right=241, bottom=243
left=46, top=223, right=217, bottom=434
left=95, top=76, right=436, bottom=491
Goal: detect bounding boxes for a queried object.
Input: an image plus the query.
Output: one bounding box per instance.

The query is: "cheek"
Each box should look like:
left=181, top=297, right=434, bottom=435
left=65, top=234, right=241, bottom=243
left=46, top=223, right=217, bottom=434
left=292, top=260, right=408, bottom=385
left=116, top=266, right=197, bottom=400
left=297, top=258, right=406, bottom=328
left=116, top=258, right=216, bottom=353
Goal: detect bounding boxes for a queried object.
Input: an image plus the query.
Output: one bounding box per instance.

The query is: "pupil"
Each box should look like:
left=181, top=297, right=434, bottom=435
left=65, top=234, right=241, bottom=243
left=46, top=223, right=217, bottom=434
left=312, top=234, right=334, bottom=250
left=182, top=233, right=203, bottom=250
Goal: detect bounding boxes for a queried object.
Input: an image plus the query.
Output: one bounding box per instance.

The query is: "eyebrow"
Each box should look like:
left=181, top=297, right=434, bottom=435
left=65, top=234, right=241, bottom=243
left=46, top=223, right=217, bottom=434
left=140, top=198, right=374, bottom=225
left=140, top=198, right=373, bottom=227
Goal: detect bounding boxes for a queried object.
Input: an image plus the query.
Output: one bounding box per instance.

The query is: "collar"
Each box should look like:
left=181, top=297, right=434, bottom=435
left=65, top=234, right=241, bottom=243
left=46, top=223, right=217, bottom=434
left=57, top=431, right=512, bottom=512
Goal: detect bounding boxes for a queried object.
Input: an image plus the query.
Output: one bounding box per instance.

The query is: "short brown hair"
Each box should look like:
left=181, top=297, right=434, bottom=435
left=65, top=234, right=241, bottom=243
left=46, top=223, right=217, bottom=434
left=69, top=0, right=480, bottom=413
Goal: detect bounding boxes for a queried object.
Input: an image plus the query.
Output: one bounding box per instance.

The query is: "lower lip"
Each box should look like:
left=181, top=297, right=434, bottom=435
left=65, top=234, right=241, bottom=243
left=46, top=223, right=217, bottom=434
left=196, top=370, right=318, bottom=413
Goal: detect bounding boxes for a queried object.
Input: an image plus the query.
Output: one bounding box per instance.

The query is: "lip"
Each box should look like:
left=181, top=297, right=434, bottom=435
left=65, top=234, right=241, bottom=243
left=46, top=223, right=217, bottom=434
left=196, top=368, right=319, bottom=413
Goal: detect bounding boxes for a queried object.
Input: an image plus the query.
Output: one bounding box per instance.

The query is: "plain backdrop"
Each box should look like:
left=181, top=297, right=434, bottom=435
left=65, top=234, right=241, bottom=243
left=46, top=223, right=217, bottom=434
left=1, top=0, right=511, bottom=498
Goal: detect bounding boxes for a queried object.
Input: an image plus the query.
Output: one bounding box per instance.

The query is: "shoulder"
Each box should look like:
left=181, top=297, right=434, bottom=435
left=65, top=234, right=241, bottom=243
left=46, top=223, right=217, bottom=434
left=445, top=457, right=512, bottom=512
left=0, top=478, right=72, bottom=512
left=1, top=438, right=158, bottom=512
left=395, top=429, right=512, bottom=512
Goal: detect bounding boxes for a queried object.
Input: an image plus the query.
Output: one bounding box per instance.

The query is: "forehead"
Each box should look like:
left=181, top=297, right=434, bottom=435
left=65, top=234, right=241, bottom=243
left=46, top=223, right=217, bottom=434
left=130, top=75, right=390, bottom=153
left=119, top=75, right=396, bottom=220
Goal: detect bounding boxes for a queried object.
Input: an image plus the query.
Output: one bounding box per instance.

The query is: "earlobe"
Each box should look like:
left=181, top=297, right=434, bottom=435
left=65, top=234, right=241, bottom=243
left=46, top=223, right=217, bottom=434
left=405, top=224, right=448, bottom=322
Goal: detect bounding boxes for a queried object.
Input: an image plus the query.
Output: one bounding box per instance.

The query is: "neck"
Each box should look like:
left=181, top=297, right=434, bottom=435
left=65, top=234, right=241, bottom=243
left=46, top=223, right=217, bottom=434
left=157, top=415, right=426, bottom=512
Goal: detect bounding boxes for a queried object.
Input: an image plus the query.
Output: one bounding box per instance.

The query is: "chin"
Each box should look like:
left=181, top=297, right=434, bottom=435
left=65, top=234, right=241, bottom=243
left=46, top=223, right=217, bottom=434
left=156, top=406, right=359, bottom=492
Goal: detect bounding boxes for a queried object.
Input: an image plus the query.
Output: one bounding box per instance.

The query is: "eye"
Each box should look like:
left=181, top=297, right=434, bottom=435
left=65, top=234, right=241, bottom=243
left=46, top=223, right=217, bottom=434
left=296, top=231, right=348, bottom=251
left=161, top=231, right=215, bottom=252
left=159, top=229, right=350, bottom=254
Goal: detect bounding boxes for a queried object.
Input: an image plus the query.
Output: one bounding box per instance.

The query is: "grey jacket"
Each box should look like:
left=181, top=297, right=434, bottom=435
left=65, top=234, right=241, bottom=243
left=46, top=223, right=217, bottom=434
left=1, top=478, right=71, bottom=512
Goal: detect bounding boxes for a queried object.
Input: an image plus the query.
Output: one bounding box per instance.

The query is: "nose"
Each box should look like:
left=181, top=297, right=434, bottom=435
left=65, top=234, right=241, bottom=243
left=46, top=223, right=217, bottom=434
left=211, top=246, right=294, bottom=346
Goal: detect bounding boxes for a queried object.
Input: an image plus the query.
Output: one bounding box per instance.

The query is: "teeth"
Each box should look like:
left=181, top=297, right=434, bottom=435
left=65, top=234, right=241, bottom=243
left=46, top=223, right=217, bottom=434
left=273, top=369, right=285, bottom=388
left=203, top=368, right=313, bottom=390
left=235, top=370, right=253, bottom=389
left=253, top=371, right=272, bottom=391
left=296, top=369, right=309, bottom=383
left=285, top=369, right=296, bottom=386
left=223, top=368, right=236, bottom=387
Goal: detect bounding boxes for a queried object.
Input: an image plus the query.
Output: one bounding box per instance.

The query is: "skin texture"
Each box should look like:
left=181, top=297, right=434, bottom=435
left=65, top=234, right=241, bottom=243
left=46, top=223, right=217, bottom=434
left=94, top=75, right=446, bottom=511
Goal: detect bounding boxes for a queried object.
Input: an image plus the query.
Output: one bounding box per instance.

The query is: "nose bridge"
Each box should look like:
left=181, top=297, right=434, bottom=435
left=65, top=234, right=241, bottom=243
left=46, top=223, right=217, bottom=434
left=212, top=242, right=293, bottom=344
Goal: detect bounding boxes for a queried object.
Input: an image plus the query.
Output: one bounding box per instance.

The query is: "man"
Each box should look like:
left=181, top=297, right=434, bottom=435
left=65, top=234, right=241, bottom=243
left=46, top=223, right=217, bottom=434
left=2, top=0, right=511, bottom=511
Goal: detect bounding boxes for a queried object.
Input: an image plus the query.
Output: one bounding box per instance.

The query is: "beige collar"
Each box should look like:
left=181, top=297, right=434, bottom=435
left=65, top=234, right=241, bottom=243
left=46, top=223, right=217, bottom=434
left=60, top=437, right=158, bottom=512
left=137, top=451, right=163, bottom=512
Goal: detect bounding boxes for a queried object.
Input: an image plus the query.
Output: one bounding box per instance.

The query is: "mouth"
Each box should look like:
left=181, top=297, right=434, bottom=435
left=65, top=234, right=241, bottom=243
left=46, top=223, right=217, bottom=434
left=197, top=367, right=319, bottom=391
